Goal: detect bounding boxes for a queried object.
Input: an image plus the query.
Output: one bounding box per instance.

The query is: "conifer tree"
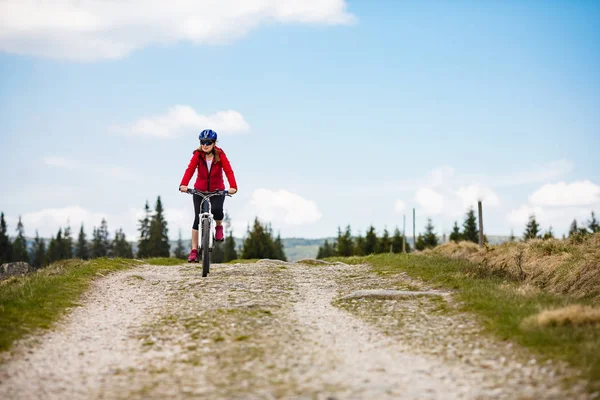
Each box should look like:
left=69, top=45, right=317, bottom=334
left=509, top=229, right=516, bottom=242
left=0, top=212, right=11, bottom=264
left=62, top=223, right=73, bottom=259
left=449, top=221, right=462, bottom=243
left=223, top=231, right=238, bottom=262
left=391, top=228, right=403, bottom=253
left=316, top=239, right=337, bottom=259
left=112, top=228, right=133, bottom=258
left=273, top=233, right=287, bottom=261
left=542, top=226, right=555, bottom=240
left=415, top=234, right=425, bottom=251
left=75, top=224, right=89, bottom=260
left=241, top=218, right=277, bottom=259
left=11, top=216, right=29, bottom=262
left=462, top=208, right=479, bottom=243
left=91, top=220, right=111, bottom=258
left=212, top=242, right=225, bottom=263
left=587, top=211, right=599, bottom=233
left=377, top=228, right=392, bottom=253
left=149, top=196, right=170, bottom=257
left=46, top=228, right=64, bottom=263
left=422, top=218, right=439, bottom=249
left=31, top=231, right=46, bottom=269
left=568, top=219, right=579, bottom=238
left=173, top=230, right=186, bottom=259
left=137, top=201, right=152, bottom=258
left=353, top=233, right=365, bottom=256
left=336, top=225, right=354, bottom=257
left=523, top=215, right=541, bottom=240
left=364, top=225, right=378, bottom=255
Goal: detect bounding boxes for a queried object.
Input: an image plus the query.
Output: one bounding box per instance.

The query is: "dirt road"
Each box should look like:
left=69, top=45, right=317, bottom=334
left=0, top=260, right=591, bottom=399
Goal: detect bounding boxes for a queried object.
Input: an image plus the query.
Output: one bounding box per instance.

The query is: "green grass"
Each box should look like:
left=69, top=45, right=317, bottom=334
left=0, top=258, right=140, bottom=352
left=143, top=257, right=185, bottom=266
left=226, top=258, right=259, bottom=264
left=327, top=253, right=600, bottom=390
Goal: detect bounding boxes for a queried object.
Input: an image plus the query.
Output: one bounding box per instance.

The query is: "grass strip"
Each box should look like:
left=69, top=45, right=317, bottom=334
left=0, top=258, right=140, bottom=352
left=327, top=253, right=600, bottom=390
left=143, top=257, right=185, bottom=266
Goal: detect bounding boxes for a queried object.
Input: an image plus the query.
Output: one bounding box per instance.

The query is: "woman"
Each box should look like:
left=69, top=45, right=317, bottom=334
left=179, top=129, right=238, bottom=263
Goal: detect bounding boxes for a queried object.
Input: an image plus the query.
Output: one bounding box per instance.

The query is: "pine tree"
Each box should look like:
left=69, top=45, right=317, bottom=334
left=149, top=196, right=170, bottom=257
left=588, top=211, right=599, bottom=233
left=449, top=221, right=462, bottom=243
left=212, top=242, right=225, bottom=263
left=422, top=218, right=439, bottom=249
left=568, top=219, right=579, bottom=238
left=46, top=228, right=64, bottom=264
left=223, top=231, right=238, bottom=262
left=353, top=233, right=365, bottom=256
left=273, top=234, right=287, bottom=261
left=112, top=228, right=133, bottom=258
left=316, top=239, right=337, bottom=259
left=415, top=234, right=426, bottom=251
left=11, top=216, right=29, bottom=262
left=523, top=215, right=541, bottom=241
left=137, top=201, right=152, bottom=258
left=391, top=228, right=403, bottom=253
left=62, top=223, right=73, bottom=259
left=75, top=224, right=89, bottom=260
left=462, top=208, right=479, bottom=243
left=31, top=231, right=46, bottom=270
left=91, top=220, right=111, bottom=258
left=174, top=229, right=186, bottom=259
left=0, top=212, right=11, bottom=264
left=509, top=229, right=516, bottom=242
left=542, top=226, right=555, bottom=240
left=364, top=226, right=378, bottom=255
left=241, top=218, right=277, bottom=259
left=336, top=225, right=354, bottom=257
left=377, top=228, right=392, bottom=253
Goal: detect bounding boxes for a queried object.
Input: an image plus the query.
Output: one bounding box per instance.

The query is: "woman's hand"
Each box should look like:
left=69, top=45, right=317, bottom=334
left=179, top=185, right=188, bottom=192
left=228, top=188, right=237, bottom=195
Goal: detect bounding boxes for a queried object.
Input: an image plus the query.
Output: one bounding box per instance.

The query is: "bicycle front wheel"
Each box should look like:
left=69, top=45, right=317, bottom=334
left=201, top=218, right=211, bottom=277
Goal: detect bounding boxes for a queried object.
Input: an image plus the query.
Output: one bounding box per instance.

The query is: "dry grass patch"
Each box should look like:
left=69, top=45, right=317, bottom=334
left=523, top=305, right=600, bottom=328
left=429, top=233, right=600, bottom=300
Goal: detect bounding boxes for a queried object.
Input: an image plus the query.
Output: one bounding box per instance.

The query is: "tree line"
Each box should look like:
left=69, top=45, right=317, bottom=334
left=315, top=208, right=600, bottom=258
left=0, top=196, right=289, bottom=268
left=316, top=225, right=411, bottom=259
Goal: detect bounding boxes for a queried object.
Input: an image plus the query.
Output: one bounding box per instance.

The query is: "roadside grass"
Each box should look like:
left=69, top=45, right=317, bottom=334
left=326, top=253, right=600, bottom=390
left=226, top=259, right=259, bottom=264
left=0, top=258, right=140, bottom=353
left=143, top=257, right=185, bottom=266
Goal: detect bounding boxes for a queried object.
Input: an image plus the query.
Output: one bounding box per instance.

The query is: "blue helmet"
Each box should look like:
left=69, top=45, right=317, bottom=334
left=199, top=129, right=218, bottom=142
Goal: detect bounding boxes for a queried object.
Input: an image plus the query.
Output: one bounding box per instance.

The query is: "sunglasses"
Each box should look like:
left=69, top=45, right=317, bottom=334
left=200, top=140, right=215, bottom=146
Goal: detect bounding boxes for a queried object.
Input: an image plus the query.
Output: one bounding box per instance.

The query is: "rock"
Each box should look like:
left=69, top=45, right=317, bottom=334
left=0, top=261, right=31, bottom=280
left=339, top=289, right=449, bottom=301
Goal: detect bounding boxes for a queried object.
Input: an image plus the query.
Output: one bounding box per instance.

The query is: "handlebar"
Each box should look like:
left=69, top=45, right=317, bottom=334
left=184, top=188, right=231, bottom=197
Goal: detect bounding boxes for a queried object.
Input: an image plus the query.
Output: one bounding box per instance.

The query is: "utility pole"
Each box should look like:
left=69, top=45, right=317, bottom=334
left=478, top=200, right=484, bottom=247
left=412, top=208, right=416, bottom=250
left=402, top=214, right=406, bottom=253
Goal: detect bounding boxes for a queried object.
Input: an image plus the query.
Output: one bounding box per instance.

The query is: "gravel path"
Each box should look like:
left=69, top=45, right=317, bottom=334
left=0, top=260, right=593, bottom=399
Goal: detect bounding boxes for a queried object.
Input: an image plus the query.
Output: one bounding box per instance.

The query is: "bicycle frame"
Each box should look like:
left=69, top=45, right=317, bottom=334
left=186, top=189, right=230, bottom=251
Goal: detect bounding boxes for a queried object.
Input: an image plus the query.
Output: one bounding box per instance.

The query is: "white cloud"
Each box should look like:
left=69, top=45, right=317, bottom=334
left=427, top=166, right=455, bottom=187
left=529, top=181, right=600, bottom=207
left=415, top=188, right=443, bottom=215
left=43, top=155, right=137, bottom=182
left=0, top=0, right=356, bottom=61
left=43, top=156, right=79, bottom=169
left=507, top=205, right=545, bottom=227
left=250, top=189, right=322, bottom=225
left=117, top=106, right=249, bottom=138
left=15, top=206, right=109, bottom=238
left=497, top=160, right=573, bottom=187
left=394, top=200, right=406, bottom=214
left=456, top=185, right=500, bottom=210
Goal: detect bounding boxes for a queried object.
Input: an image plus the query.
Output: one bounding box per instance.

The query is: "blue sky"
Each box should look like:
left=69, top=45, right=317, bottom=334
left=1, top=0, right=599, bottom=240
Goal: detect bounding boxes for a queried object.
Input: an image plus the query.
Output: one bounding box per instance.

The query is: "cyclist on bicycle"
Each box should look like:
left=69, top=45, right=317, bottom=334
left=179, top=129, right=238, bottom=263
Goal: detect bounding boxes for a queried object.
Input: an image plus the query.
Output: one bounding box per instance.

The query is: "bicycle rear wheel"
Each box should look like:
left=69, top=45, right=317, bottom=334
left=201, top=218, right=211, bottom=277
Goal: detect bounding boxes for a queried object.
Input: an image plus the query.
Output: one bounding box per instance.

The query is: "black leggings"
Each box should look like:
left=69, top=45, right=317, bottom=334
left=193, top=194, right=225, bottom=230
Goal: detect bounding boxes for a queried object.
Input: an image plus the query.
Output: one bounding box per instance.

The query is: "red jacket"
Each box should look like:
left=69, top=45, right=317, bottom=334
left=180, top=146, right=237, bottom=192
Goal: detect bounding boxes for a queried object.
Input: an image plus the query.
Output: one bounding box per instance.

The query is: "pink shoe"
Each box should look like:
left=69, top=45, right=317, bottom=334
left=215, top=225, right=224, bottom=242
left=188, top=249, right=198, bottom=263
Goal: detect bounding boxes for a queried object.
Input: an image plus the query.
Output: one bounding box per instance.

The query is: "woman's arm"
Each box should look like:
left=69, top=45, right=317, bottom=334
left=180, top=152, right=199, bottom=189
left=220, top=150, right=238, bottom=191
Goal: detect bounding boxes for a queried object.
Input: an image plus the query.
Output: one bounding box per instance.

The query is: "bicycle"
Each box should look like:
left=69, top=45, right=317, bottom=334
left=184, top=188, right=231, bottom=277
